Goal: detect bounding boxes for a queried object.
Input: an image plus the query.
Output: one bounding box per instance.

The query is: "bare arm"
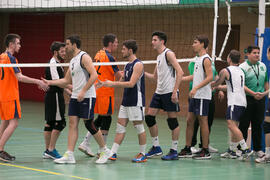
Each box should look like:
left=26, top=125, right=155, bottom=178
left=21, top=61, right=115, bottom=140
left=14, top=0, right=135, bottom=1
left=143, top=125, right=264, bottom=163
left=15, top=72, right=48, bottom=91
left=182, top=75, right=193, bottom=82
left=42, top=69, right=72, bottom=88
left=211, top=68, right=228, bottom=88
left=144, top=66, right=157, bottom=81
left=189, top=58, right=213, bottom=98
left=102, top=62, right=143, bottom=88
left=77, top=54, right=98, bottom=102
left=166, top=51, right=184, bottom=103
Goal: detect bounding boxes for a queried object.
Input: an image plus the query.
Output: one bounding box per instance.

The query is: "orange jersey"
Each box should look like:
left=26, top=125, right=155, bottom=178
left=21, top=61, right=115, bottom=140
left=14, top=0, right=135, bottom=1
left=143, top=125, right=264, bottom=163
left=95, top=50, right=119, bottom=96
left=0, top=52, right=21, bottom=102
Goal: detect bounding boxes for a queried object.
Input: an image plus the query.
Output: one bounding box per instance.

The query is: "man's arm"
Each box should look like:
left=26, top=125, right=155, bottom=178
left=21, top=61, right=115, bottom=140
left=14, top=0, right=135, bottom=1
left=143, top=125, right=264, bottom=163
left=42, top=69, right=72, bottom=88
left=166, top=51, right=184, bottom=103
left=103, top=62, right=143, bottom=88
left=145, top=66, right=157, bottom=82
left=15, top=72, right=48, bottom=91
left=211, top=68, right=228, bottom=88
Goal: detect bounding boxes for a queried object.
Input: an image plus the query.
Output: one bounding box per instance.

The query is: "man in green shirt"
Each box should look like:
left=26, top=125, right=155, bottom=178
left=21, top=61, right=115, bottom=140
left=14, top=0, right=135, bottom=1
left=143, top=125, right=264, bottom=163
left=239, top=45, right=269, bottom=158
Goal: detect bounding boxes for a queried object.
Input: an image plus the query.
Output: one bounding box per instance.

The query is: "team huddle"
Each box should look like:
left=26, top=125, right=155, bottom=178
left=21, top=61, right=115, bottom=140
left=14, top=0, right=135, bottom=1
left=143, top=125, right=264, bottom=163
left=0, top=32, right=270, bottom=165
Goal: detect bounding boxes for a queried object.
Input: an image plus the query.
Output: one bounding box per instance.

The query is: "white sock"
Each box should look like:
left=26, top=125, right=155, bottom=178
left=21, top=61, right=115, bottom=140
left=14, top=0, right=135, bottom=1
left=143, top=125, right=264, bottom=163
left=111, top=143, right=120, bottom=154
left=84, top=131, right=92, bottom=144
left=265, top=147, right=270, bottom=155
left=171, top=140, right=178, bottom=151
left=140, top=144, right=146, bottom=155
left=66, top=150, right=74, bottom=154
left=239, top=139, right=248, bottom=150
left=152, top=136, right=160, bottom=147
left=103, top=134, right=108, bottom=144
left=229, top=141, right=238, bottom=152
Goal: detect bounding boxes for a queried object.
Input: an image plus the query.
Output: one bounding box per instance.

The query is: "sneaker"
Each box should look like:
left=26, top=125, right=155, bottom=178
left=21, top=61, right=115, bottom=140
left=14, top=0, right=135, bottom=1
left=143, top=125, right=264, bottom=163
left=220, top=149, right=239, bottom=159
left=109, top=153, right=117, bottom=161
left=191, top=147, right=201, bottom=154
left=193, top=148, right=211, bottom=160
left=208, top=145, right=218, bottom=153
left=0, top=151, right=15, bottom=162
left=255, top=154, right=270, bottom=163
left=145, top=146, right=163, bottom=158
left=161, top=149, right=179, bottom=160
left=54, top=151, right=76, bottom=164
left=44, top=149, right=62, bottom=159
left=43, top=149, right=50, bottom=159
left=78, top=143, right=95, bottom=157
left=95, top=149, right=113, bottom=164
left=255, top=150, right=265, bottom=158
left=178, top=146, right=193, bottom=158
left=239, top=149, right=253, bottom=161
left=132, top=153, right=147, bottom=163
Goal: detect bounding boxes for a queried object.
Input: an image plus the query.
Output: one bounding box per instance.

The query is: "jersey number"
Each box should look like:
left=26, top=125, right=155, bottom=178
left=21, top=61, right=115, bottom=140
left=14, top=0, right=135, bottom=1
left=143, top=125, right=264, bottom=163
left=96, top=60, right=101, bottom=75
left=0, top=67, right=4, bottom=80
left=240, top=75, right=243, bottom=87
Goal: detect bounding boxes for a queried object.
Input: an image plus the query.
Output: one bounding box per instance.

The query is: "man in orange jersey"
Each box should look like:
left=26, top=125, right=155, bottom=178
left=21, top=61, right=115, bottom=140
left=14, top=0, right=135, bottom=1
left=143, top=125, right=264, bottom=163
left=78, top=33, right=122, bottom=156
left=0, top=34, right=48, bottom=162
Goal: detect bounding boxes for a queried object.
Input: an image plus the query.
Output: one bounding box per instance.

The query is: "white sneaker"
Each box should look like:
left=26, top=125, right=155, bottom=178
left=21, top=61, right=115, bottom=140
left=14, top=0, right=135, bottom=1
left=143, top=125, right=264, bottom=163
left=78, top=143, right=95, bottom=157
left=191, top=147, right=201, bottom=154
left=255, top=150, right=265, bottom=158
left=208, top=145, right=218, bottom=153
left=95, top=149, right=113, bottom=164
left=54, top=151, right=76, bottom=164
left=255, top=154, right=270, bottom=163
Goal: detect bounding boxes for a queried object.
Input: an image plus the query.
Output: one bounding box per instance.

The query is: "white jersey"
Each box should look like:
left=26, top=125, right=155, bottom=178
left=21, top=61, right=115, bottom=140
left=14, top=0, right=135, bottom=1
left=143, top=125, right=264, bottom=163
left=193, top=54, right=212, bottom=100
left=225, top=66, right=247, bottom=107
left=156, top=48, right=176, bottom=94
left=69, top=51, right=96, bottom=99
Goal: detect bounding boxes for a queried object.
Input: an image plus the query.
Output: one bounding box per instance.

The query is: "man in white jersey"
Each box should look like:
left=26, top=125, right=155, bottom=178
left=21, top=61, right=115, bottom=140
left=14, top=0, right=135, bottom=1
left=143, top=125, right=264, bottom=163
left=144, top=31, right=184, bottom=160
left=42, top=35, right=112, bottom=164
left=178, top=35, right=213, bottom=159
left=98, top=40, right=147, bottom=163
left=256, top=46, right=270, bottom=163
left=211, top=50, right=253, bottom=160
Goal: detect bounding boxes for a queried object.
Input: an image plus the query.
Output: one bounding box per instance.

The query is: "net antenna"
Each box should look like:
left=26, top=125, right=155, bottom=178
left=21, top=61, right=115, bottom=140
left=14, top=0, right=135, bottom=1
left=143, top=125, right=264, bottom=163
left=258, top=0, right=266, bottom=59
left=217, top=0, right=231, bottom=61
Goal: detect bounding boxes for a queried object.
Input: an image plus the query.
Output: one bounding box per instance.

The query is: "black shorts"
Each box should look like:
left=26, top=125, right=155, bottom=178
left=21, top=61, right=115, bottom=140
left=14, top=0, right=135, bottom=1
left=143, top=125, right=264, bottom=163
left=68, top=98, right=96, bottom=120
left=226, top=105, right=246, bottom=122
left=188, top=98, right=211, bottom=116
left=45, top=92, right=65, bottom=122
left=149, top=92, right=180, bottom=112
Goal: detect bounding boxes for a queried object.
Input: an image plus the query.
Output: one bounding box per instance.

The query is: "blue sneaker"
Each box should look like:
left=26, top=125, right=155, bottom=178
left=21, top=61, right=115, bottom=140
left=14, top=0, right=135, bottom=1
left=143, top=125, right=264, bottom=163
left=132, top=153, right=147, bottom=163
left=145, top=146, right=163, bottom=158
left=44, top=149, right=62, bottom=159
left=109, top=153, right=117, bottom=161
left=161, top=149, right=179, bottom=160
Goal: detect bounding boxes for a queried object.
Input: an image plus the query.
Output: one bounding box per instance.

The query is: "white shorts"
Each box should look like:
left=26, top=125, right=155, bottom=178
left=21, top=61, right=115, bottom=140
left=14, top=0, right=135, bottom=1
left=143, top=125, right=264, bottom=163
left=118, top=105, right=145, bottom=121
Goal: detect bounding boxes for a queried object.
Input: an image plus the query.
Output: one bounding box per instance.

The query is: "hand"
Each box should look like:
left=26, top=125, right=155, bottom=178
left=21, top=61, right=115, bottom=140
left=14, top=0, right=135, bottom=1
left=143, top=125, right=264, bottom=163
left=64, top=88, right=72, bottom=96
left=218, top=90, right=225, bottom=102
left=77, top=90, right=86, bottom=102
left=210, top=81, right=215, bottom=88
left=96, top=79, right=104, bottom=89
left=171, top=91, right=179, bottom=104
left=254, top=92, right=263, bottom=100
left=103, top=80, right=113, bottom=87
left=189, top=88, right=197, bottom=98
left=38, top=79, right=49, bottom=91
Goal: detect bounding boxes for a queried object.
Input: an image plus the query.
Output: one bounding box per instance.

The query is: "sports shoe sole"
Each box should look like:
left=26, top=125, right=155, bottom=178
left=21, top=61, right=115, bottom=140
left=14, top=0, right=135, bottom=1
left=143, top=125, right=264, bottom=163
left=178, top=154, right=193, bottom=158
left=78, top=146, right=95, bottom=157
left=54, top=159, right=76, bottom=164
left=146, top=152, right=163, bottom=158
left=132, top=159, right=147, bottom=163
left=0, top=157, right=12, bottom=163
left=193, top=155, right=212, bottom=160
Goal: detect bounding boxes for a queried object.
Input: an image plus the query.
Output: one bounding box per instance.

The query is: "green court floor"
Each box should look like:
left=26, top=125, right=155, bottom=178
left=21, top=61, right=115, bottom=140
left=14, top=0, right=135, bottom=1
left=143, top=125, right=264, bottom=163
left=0, top=101, right=269, bottom=180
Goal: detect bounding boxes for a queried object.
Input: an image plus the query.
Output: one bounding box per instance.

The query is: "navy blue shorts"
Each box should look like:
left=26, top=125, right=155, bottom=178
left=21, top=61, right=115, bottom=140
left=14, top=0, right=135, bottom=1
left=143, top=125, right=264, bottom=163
left=188, top=98, right=211, bottom=116
left=68, top=98, right=96, bottom=120
left=266, top=98, right=270, bottom=117
left=226, top=105, right=245, bottom=122
left=149, top=92, right=180, bottom=112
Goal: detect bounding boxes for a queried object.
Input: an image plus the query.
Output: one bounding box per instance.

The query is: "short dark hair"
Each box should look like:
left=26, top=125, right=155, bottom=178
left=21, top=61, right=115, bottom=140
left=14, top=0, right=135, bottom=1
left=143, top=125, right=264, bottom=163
left=228, top=49, right=241, bottom=64
left=50, top=41, right=65, bottom=54
left=195, top=35, right=209, bottom=49
left=4, top=33, right=21, bottom=48
left=152, top=31, right=167, bottom=45
left=123, top=40, right=138, bottom=54
left=246, top=45, right=260, bottom=53
left=67, top=35, right=81, bottom=48
left=103, top=33, right=117, bottom=47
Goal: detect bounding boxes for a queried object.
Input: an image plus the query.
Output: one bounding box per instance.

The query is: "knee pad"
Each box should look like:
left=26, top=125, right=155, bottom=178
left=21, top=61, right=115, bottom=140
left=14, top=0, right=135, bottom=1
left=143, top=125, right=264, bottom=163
left=84, top=119, right=98, bottom=135
left=116, top=123, right=126, bottom=134
left=134, top=124, right=145, bottom=134
left=264, top=121, right=270, bottom=134
left=167, top=118, right=179, bottom=130
left=101, top=116, right=112, bottom=131
left=145, top=115, right=156, bottom=127
left=94, top=115, right=102, bottom=129
left=44, top=121, right=54, bottom=132
left=53, top=120, right=66, bottom=131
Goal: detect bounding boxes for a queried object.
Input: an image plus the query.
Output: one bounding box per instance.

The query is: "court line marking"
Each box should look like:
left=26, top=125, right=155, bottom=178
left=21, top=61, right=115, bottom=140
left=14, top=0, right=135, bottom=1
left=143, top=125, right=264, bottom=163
left=0, top=162, right=93, bottom=180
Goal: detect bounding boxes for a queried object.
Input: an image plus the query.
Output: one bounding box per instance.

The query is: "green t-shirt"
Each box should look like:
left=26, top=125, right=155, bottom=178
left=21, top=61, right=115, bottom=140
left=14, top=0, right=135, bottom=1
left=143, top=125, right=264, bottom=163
left=188, top=61, right=218, bottom=93
left=239, top=60, right=268, bottom=95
